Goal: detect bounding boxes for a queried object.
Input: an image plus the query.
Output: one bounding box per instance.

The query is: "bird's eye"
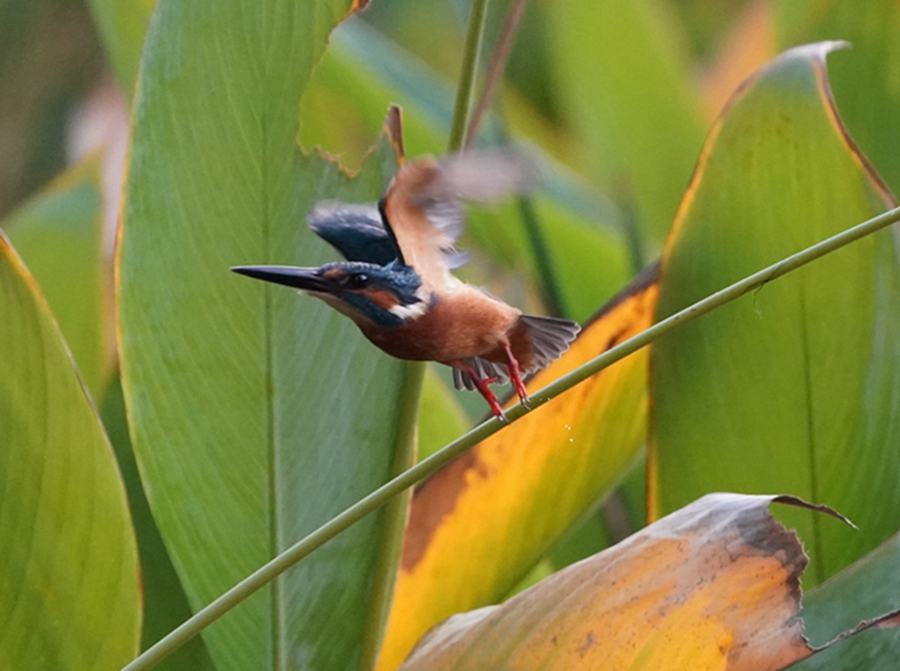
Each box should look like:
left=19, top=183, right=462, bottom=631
left=348, top=273, right=370, bottom=289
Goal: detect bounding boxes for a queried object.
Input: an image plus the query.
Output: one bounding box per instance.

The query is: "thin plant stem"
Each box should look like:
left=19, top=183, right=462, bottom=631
left=448, top=0, right=490, bottom=152
left=121, top=205, right=900, bottom=671
left=465, top=0, right=528, bottom=147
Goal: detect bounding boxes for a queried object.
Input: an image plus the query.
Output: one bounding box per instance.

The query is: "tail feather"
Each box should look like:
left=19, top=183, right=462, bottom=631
left=520, top=315, right=580, bottom=372
left=452, top=315, right=580, bottom=393
left=452, top=358, right=510, bottom=391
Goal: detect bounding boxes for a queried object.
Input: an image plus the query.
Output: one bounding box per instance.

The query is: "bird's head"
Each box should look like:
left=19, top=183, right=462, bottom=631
left=232, top=261, right=427, bottom=328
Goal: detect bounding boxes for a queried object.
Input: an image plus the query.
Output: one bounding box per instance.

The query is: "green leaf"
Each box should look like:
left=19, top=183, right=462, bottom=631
left=4, top=158, right=111, bottom=401
left=774, top=0, right=900, bottom=200
left=549, top=0, right=707, bottom=245
left=650, top=42, right=900, bottom=585
left=528, top=192, right=632, bottom=322
left=117, top=2, right=416, bottom=670
left=0, top=232, right=140, bottom=670
left=101, top=377, right=217, bottom=671
left=418, top=367, right=470, bottom=461
left=796, top=533, right=900, bottom=670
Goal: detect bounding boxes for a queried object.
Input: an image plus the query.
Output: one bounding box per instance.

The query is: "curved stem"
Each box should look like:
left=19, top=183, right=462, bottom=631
left=122, top=205, right=900, bottom=671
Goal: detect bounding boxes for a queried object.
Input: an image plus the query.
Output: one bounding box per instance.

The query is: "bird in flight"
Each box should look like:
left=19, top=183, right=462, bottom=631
left=233, top=149, right=580, bottom=422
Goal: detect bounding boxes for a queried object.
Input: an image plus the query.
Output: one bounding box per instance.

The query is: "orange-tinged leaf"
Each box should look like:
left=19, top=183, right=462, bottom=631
left=397, top=494, right=857, bottom=671
left=378, top=268, right=659, bottom=670
left=650, top=41, right=900, bottom=585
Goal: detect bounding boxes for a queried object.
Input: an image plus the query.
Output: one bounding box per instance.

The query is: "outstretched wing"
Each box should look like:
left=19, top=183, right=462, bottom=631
left=380, top=148, right=537, bottom=286
left=309, top=200, right=471, bottom=270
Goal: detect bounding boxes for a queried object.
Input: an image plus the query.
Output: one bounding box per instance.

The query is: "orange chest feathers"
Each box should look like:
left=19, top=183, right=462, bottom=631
left=358, top=286, right=532, bottom=368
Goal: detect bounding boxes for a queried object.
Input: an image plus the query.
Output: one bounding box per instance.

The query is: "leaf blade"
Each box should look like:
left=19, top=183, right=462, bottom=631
left=650, top=42, right=900, bottom=584
left=0, top=232, right=140, bottom=670
left=797, top=532, right=900, bottom=670
left=4, top=159, right=111, bottom=401
left=398, top=495, right=828, bottom=671
left=118, top=2, right=414, bottom=669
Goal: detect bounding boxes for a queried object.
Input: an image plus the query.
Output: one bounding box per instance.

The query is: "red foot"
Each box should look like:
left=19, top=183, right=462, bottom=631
left=502, top=342, right=531, bottom=409
left=462, top=363, right=509, bottom=424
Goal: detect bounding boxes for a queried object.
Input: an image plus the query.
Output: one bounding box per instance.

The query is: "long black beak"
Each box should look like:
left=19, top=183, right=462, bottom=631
left=231, top=265, right=330, bottom=292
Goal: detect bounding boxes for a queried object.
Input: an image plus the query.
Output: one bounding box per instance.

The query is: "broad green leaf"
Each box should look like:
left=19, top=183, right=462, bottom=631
left=5, top=156, right=212, bottom=671
left=650, top=42, right=900, bottom=585
left=101, top=378, right=217, bottom=671
left=378, top=276, right=657, bottom=670
left=85, top=0, right=155, bottom=97
left=0, top=232, right=140, bottom=670
left=3, top=158, right=111, bottom=401
left=549, top=0, right=707, bottom=245
left=418, top=367, right=469, bottom=460
left=774, top=0, right=900, bottom=199
left=117, top=3, right=416, bottom=670
left=398, top=495, right=848, bottom=671
left=797, top=532, right=900, bottom=670
left=529, top=192, right=632, bottom=322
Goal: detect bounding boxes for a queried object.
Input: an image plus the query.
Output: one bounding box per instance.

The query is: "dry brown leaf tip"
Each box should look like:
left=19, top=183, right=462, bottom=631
left=399, top=494, right=870, bottom=671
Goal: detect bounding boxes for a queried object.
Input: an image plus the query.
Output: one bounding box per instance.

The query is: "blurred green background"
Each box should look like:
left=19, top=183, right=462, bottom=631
left=4, top=1, right=900, bottom=669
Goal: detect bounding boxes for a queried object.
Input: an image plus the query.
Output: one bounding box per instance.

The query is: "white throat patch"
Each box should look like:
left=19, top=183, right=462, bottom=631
left=389, top=287, right=430, bottom=321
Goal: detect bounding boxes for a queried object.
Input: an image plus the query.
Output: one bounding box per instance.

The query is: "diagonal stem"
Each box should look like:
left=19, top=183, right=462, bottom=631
left=121, top=205, right=900, bottom=671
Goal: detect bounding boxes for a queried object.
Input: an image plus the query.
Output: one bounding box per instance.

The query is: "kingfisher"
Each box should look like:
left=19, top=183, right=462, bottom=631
left=233, top=149, right=580, bottom=422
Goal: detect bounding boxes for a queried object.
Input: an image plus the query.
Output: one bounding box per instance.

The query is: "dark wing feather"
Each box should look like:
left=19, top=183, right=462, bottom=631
left=310, top=200, right=470, bottom=270
left=308, top=202, right=400, bottom=265
left=519, top=315, right=581, bottom=372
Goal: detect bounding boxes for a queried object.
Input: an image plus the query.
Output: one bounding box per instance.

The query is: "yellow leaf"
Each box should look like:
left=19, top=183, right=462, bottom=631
left=398, top=495, right=848, bottom=671
left=378, top=270, right=659, bottom=670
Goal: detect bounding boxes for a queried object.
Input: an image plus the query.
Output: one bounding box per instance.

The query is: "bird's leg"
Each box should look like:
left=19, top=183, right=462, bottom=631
left=462, top=363, right=509, bottom=424
left=501, top=341, right=531, bottom=409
